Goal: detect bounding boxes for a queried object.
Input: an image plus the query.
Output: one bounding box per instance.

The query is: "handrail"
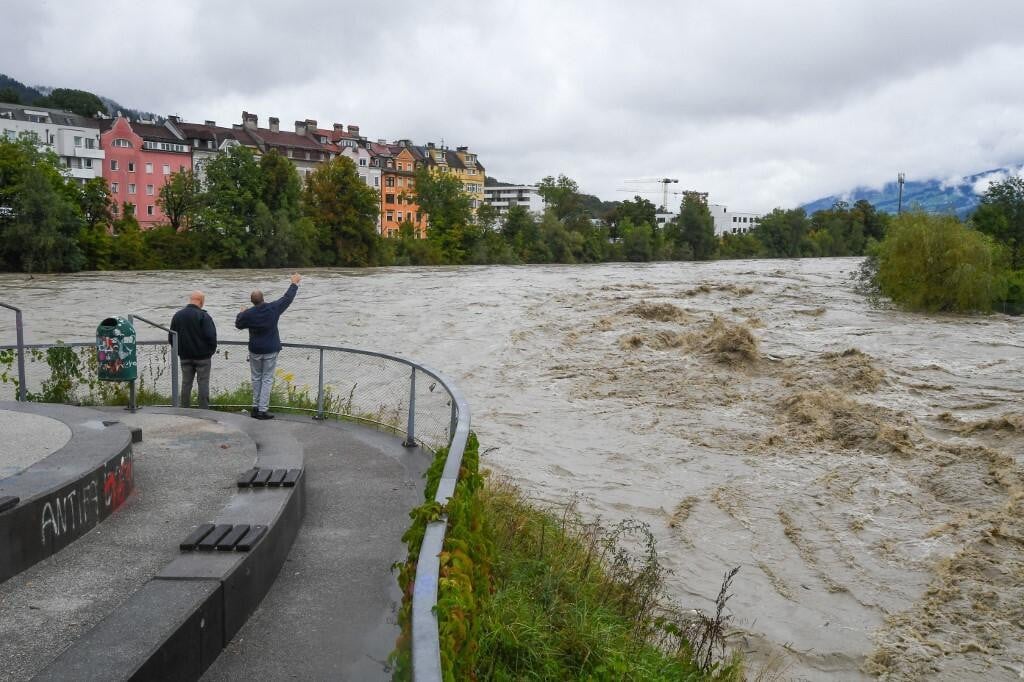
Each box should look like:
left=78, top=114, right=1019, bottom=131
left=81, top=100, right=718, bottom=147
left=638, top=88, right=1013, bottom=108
left=131, top=313, right=179, bottom=407
left=0, top=331, right=470, bottom=680
left=0, top=302, right=27, bottom=401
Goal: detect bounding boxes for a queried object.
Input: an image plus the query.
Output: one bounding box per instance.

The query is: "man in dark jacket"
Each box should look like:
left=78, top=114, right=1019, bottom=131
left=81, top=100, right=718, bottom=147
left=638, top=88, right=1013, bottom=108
left=169, top=290, right=217, bottom=409
left=235, top=273, right=301, bottom=419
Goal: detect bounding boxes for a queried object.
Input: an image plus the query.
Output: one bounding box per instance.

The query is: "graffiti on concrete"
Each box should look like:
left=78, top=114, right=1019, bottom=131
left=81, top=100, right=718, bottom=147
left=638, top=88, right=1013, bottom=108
left=39, top=452, right=132, bottom=544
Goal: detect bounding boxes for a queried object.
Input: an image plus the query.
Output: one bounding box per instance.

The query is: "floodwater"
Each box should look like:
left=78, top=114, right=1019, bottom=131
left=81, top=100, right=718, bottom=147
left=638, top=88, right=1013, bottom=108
left=1, top=259, right=1022, bottom=680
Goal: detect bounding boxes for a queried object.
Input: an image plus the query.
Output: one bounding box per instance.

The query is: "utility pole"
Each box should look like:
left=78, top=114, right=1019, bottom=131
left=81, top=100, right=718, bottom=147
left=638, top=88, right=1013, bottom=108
left=897, top=172, right=905, bottom=215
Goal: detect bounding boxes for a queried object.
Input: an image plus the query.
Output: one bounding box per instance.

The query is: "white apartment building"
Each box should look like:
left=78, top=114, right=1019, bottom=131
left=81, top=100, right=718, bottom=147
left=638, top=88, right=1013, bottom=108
left=483, top=184, right=545, bottom=216
left=0, top=104, right=105, bottom=184
left=710, top=203, right=763, bottom=236
left=652, top=203, right=763, bottom=236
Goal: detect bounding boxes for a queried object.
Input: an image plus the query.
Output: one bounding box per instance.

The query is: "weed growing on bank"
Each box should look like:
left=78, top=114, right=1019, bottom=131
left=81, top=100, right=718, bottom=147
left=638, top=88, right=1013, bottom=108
left=392, top=433, right=744, bottom=680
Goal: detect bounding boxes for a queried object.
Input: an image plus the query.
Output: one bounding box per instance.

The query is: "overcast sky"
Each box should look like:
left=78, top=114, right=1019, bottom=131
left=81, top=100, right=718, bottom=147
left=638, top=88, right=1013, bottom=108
left=4, top=1, right=1024, bottom=211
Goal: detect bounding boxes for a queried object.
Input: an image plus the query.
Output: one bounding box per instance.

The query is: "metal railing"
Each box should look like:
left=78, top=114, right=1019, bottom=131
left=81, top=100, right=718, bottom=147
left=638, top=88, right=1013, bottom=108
left=0, top=305, right=470, bottom=681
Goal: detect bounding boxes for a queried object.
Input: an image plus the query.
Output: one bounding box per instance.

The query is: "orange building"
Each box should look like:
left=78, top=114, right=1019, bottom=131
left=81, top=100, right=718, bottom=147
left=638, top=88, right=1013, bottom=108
left=376, top=143, right=428, bottom=238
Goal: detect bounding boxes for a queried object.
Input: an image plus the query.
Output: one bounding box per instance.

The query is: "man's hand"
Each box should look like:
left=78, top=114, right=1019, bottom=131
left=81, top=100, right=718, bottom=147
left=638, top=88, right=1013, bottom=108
left=290, top=272, right=302, bottom=285
left=239, top=305, right=247, bottom=312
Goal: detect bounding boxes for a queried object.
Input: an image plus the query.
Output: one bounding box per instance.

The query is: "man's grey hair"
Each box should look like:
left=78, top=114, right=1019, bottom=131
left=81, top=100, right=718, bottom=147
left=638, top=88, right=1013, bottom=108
left=250, top=290, right=264, bottom=305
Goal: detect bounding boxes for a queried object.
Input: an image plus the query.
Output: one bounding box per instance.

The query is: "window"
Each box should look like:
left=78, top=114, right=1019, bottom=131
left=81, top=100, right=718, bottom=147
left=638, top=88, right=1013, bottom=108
left=111, top=182, right=119, bottom=193
left=85, top=138, right=96, bottom=149
left=74, top=136, right=83, bottom=147
left=374, top=177, right=379, bottom=187
left=147, top=205, right=155, bottom=216
left=83, top=158, right=93, bottom=169
left=145, top=162, right=153, bottom=173
left=113, top=138, right=131, bottom=148
left=142, top=140, right=187, bottom=153
left=133, top=204, right=138, bottom=216
left=386, top=193, right=395, bottom=204
left=110, top=159, right=119, bottom=171
left=397, top=211, right=403, bottom=221
left=146, top=184, right=154, bottom=196
left=410, top=212, right=416, bottom=223
left=128, top=183, right=136, bottom=194
left=111, top=203, right=119, bottom=215
left=385, top=177, right=394, bottom=188
left=127, top=161, right=135, bottom=172
left=386, top=211, right=394, bottom=222
left=162, top=164, right=170, bottom=175
left=359, top=158, right=367, bottom=167
left=362, top=176, right=368, bottom=185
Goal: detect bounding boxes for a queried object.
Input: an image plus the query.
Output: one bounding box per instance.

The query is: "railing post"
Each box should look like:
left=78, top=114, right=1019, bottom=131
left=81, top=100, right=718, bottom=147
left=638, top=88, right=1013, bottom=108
left=403, top=366, right=417, bottom=447
left=315, top=348, right=325, bottom=420
left=14, top=308, right=26, bottom=402
left=449, top=401, right=458, bottom=446
left=170, top=331, right=180, bottom=408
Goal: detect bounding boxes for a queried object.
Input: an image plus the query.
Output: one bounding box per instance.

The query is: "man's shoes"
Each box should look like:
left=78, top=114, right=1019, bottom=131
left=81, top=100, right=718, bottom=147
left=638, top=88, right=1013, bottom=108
left=250, top=409, right=260, bottom=419
left=253, top=411, right=275, bottom=420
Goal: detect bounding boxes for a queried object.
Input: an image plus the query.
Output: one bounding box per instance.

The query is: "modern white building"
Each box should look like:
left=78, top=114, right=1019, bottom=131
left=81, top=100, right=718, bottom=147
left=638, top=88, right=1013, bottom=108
left=710, top=203, right=763, bottom=236
left=652, top=202, right=763, bottom=236
left=483, top=184, right=545, bottom=216
left=0, top=104, right=105, bottom=184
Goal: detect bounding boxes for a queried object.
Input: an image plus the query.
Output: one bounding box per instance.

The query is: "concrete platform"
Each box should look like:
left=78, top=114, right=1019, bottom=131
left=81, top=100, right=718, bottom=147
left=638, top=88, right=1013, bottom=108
left=0, top=411, right=255, bottom=680
left=201, top=417, right=432, bottom=681
left=0, top=408, right=71, bottom=477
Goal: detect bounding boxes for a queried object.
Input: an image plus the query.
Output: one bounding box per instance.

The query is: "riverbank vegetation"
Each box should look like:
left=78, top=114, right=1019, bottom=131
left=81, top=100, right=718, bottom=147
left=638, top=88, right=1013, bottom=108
left=392, top=434, right=744, bottom=680
left=857, top=179, right=1024, bottom=314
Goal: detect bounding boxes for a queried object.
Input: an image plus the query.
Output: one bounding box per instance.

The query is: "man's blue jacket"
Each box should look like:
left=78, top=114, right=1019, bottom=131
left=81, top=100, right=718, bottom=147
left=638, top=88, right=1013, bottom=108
left=235, top=283, right=298, bottom=354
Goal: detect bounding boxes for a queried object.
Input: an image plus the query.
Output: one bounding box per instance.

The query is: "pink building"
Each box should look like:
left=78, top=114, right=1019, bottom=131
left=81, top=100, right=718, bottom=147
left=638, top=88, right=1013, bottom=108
left=99, top=117, right=191, bottom=228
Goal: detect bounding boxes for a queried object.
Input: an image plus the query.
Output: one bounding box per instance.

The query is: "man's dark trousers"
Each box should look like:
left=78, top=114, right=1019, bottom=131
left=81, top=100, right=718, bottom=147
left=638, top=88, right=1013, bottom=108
left=181, top=357, right=212, bottom=409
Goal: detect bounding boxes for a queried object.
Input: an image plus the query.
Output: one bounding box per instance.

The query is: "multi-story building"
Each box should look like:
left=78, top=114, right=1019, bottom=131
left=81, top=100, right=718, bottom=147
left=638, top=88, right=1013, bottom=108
left=0, top=103, right=105, bottom=184
left=169, top=117, right=251, bottom=185
left=419, top=142, right=486, bottom=210
left=99, top=116, right=191, bottom=227
left=377, top=142, right=427, bottom=238
left=233, top=112, right=329, bottom=182
left=710, top=204, right=763, bottom=236
left=483, top=183, right=545, bottom=217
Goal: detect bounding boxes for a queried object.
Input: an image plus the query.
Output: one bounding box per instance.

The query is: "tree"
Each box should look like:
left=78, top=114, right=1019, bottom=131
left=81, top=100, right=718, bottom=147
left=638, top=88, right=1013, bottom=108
left=197, top=145, right=264, bottom=266
left=0, top=87, right=20, bottom=104
left=304, top=156, right=382, bottom=266
left=474, top=201, right=499, bottom=232
left=973, top=176, right=1024, bottom=270
left=414, top=167, right=473, bottom=263
left=260, top=149, right=301, bottom=216
left=157, top=169, right=201, bottom=231
left=110, top=204, right=146, bottom=270
left=675, top=192, right=717, bottom=260
left=611, top=196, right=657, bottom=239
left=33, top=88, right=106, bottom=118
left=755, top=207, right=810, bottom=258
left=538, top=174, right=584, bottom=220
left=78, top=177, right=113, bottom=229
left=0, top=136, right=84, bottom=272
left=873, top=211, right=1007, bottom=312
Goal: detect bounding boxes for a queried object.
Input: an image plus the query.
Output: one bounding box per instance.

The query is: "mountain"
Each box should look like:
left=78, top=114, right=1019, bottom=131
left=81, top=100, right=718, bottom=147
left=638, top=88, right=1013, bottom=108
left=0, top=73, right=159, bottom=122
left=801, top=166, right=1023, bottom=217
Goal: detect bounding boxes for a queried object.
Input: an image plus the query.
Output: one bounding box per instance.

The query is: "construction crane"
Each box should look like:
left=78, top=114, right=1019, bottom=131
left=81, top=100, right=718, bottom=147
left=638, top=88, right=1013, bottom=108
left=621, top=178, right=679, bottom=210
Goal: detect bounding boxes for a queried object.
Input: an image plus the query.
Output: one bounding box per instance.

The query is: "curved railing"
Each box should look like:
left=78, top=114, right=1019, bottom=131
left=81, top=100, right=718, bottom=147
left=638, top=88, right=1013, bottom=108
left=0, top=309, right=469, bottom=682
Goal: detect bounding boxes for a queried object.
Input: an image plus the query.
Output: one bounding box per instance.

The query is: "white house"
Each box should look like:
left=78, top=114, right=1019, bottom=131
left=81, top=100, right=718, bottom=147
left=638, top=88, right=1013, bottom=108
left=483, top=184, right=545, bottom=216
left=0, top=104, right=105, bottom=184
left=710, top=203, right=763, bottom=236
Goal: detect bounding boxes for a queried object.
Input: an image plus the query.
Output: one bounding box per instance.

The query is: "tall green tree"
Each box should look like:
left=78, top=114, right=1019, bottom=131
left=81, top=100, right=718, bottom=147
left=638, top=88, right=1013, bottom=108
left=610, top=195, right=657, bottom=239
left=973, top=176, right=1024, bottom=270
left=414, top=167, right=473, bottom=263
left=305, top=156, right=382, bottom=266
left=538, top=174, right=584, bottom=221
left=158, top=169, right=201, bottom=231
left=260, top=149, right=302, bottom=216
left=197, top=145, right=264, bottom=265
left=755, top=207, right=810, bottom=258
left=675, top=192, right=717, bottom=260
left=0, top=136, right=84, bottom=272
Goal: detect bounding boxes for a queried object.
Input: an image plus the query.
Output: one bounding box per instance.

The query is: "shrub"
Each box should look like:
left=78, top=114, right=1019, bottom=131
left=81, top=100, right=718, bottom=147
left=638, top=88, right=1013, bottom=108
left=872, top=211, right=1008, bottom=313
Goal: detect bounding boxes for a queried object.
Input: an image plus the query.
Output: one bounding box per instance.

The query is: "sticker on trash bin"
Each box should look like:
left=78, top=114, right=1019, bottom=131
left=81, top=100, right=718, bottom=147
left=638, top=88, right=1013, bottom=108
left=96, top=316, right=138, bottom=382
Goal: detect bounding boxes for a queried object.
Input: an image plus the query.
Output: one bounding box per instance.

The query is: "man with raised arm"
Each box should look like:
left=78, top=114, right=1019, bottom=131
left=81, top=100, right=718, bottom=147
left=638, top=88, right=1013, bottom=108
left=235, top=273, right=302, bottom=420
left=170, top=290, right=217, bottom=409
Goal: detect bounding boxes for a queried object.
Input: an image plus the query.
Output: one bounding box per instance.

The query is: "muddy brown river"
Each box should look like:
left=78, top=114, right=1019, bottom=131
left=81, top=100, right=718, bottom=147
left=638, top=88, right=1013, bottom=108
left=1, top=258, right=1022, bottom=680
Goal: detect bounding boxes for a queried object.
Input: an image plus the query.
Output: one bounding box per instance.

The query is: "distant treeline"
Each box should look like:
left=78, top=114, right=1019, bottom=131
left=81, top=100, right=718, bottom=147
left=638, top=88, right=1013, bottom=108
left=2, top=132, right=1023, bottom=314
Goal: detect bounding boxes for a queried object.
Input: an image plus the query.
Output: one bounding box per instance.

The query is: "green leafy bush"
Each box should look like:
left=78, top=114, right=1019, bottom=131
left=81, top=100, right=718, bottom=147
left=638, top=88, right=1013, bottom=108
left=872, top=211, right=1009, bottom=313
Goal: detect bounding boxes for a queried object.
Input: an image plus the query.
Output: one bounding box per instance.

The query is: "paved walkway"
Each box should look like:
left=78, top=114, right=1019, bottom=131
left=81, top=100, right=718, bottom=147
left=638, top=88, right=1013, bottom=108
left=0, top=408, right=71, bottom=477
left=202, top=416, right=431, bottom=681
left=0, top=412, right=254, bottom=681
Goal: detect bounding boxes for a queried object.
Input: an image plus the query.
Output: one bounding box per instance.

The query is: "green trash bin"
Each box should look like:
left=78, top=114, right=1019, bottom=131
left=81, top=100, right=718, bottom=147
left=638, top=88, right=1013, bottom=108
left=96, top=316, right=138, bottom=382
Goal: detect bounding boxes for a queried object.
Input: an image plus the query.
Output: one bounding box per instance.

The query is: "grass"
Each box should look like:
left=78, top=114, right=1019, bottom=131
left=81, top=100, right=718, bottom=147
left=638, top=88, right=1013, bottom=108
left=474, top=479, right=744, bottom=681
